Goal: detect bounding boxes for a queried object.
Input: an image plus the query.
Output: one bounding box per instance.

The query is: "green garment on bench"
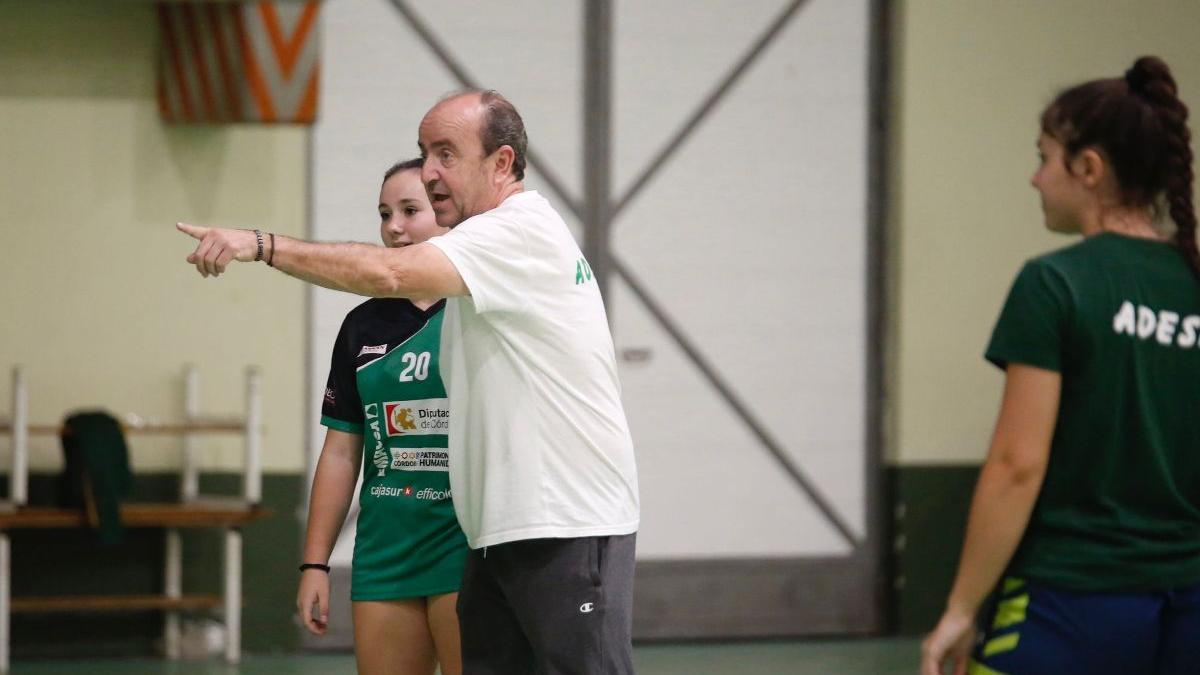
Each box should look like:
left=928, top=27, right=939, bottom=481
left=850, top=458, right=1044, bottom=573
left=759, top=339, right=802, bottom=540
left=60, top=411, right=133, bottom=545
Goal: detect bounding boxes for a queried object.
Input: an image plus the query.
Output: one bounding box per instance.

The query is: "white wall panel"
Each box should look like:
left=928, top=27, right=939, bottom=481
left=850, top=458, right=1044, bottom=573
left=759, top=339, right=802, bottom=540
left=312, top=0, right=871, bottom=563
left=612, top=0, right=869, bottom=557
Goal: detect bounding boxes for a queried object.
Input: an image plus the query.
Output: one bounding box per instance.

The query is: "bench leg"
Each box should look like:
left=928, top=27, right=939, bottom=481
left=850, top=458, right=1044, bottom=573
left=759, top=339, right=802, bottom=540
left=0, top=532, right=9, bottom=674
left=223, top=528, right=241, bottom=664
left=164, top=529, right=182, bottom=659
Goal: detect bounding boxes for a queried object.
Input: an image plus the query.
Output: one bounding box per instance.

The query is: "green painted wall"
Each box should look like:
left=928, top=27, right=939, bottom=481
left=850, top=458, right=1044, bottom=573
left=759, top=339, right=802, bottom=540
left=887, top=465, right=977, bottom=634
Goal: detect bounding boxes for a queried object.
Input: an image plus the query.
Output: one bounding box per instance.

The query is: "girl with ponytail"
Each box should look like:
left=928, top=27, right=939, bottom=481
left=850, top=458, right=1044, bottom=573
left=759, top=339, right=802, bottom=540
left=922, top=57, right=1200, bottom=675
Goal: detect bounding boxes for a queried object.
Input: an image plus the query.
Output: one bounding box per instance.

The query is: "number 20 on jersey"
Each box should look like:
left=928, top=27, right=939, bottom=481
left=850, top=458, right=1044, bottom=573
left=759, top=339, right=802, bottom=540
left=399, top=351, right=431, bottom=382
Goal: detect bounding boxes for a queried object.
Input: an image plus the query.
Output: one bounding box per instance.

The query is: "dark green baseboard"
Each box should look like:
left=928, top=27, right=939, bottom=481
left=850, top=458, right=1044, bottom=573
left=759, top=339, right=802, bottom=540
left=7, top=472, right=303, bottom=659
left=886, top=464, right=980, bottom=635
left=5, top=464, right=977, bottom=654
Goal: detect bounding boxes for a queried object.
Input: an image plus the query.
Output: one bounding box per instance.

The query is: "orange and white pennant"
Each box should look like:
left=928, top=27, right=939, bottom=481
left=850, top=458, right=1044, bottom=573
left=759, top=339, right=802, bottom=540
left=157, top=2, right=320, bottom=124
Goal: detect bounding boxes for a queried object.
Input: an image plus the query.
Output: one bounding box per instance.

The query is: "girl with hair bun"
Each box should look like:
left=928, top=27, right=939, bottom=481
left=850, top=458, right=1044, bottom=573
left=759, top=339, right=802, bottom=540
left=922, top=56, right=1200, bottom=675
left=297, top=159, right=466, bottom=675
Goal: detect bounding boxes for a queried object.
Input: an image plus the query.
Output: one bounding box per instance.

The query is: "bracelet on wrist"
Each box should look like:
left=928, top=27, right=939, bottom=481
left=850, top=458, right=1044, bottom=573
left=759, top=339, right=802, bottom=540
left=267, top=232, right=276, bottom=267
left=253, top=229, right=264, bottom=262
left=299, top=562, right=330, bottom=573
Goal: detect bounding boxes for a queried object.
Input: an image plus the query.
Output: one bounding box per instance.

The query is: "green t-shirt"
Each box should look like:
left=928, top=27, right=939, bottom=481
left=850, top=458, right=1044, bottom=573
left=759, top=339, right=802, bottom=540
left=321, top=298, right=467, bottom=601
left=986, top=233, right=1200, bottom=591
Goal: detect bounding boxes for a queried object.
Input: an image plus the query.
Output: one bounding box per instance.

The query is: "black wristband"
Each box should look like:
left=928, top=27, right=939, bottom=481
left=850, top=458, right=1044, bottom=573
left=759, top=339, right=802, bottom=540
left=299, top=563, right=330, bottom=573
left=253, top=229, right=264, bottom=262
left=267, top=232, right=276, bottom=267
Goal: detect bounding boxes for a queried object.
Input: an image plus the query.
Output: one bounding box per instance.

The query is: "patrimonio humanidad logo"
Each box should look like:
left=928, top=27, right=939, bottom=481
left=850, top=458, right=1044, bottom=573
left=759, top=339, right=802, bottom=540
left=575, top=257, right=594, bottom=285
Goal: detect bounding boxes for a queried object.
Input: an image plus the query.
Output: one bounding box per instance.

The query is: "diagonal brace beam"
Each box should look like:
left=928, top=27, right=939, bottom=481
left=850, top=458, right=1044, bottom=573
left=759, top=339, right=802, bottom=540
left=612, top=256, right=861, bottom=549
left=388, top=0, right=857, bottom=548
left=609, top=0, right=809, bottom=220
left=388, top=0, right=584, bottom=221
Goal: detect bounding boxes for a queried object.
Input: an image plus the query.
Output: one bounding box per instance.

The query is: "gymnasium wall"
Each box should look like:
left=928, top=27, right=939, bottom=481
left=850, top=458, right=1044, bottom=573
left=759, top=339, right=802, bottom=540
left=888, top=0, right=1200, bottom=631
left=309, top=0, right=881, bottom=640
left=6, top=0, right=1200, bottom=656
left=311, top=0, right=873, bottom=560
left=0, top=2, right=308, bottom=657
left=0, top=2, right=308, bottom=474
left=891, top=0, right=1200, bottom=465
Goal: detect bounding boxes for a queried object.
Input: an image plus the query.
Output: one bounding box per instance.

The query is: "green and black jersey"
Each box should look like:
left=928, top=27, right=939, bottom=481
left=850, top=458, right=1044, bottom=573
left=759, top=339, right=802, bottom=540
left=987, top=233, right=1200, bottom=592
left=321, top=298, right=467, bottom=601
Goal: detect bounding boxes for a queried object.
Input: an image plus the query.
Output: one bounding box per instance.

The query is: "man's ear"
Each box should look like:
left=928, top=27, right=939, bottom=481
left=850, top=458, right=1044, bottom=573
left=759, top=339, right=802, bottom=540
left=491, top=145, right=516, bottom=182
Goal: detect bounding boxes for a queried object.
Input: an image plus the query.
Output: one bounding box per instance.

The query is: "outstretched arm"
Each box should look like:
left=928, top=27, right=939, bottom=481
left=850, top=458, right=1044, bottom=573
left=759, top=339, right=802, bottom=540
left=176, top=223, right=467, bottom=300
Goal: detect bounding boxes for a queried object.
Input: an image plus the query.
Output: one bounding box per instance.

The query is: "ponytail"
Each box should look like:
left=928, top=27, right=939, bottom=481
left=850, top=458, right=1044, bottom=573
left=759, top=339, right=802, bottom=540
left=1126, top=57, right=1200, bottom=280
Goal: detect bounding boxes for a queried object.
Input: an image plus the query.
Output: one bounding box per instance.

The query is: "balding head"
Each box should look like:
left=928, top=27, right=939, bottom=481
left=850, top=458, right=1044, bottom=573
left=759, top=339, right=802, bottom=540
left=430, top=90, right=527, bottom=181
left=418, top=90, right=527, bottom=227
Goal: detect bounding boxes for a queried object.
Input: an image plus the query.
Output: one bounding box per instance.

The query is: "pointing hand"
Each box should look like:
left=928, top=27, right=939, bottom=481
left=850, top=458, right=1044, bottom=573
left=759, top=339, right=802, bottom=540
left=177, top=222, right=261, bottom=278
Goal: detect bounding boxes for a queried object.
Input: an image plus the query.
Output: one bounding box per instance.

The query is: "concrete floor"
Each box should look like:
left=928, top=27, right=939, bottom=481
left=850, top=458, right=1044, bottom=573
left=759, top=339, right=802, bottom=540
left=12, top=638, right=920, bottom=674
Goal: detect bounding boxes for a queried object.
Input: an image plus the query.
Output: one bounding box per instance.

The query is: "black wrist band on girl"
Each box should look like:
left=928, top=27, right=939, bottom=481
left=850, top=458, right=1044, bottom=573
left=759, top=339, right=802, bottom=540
left=299, top=563, right=330, bottom=573
left=267, top=232, right=276, bottom=267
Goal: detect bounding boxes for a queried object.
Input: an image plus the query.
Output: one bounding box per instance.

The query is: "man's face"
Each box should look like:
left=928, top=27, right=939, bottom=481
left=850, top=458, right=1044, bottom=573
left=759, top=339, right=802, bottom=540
left=418, top=96, right=492, bottom=228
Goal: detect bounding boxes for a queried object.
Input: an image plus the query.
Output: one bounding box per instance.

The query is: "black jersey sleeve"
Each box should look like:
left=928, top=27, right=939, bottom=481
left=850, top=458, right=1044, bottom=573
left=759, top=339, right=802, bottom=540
left=320, top=317, right=365, bottom=434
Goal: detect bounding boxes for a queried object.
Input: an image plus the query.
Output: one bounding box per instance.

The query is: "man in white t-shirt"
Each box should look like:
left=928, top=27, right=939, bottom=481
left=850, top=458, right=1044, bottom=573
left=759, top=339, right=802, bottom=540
left=177, top=90, right=640, bottom=674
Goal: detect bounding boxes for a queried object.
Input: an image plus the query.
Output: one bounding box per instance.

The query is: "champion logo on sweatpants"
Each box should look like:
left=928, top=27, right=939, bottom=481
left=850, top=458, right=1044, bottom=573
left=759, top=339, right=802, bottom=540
left=579, top=602, right=595, bottom=614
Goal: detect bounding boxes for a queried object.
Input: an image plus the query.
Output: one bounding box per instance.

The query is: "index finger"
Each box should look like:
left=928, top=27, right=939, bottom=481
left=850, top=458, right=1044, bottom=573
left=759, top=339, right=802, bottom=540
left=176, top=222, right=208, bottom=240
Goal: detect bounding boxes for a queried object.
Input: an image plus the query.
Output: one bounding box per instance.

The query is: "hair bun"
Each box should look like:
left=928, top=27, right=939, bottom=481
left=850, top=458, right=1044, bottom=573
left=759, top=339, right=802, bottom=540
left=1126, top=56, right=1176, bottom=99
left=1125, top=66, right=1149, bottom=95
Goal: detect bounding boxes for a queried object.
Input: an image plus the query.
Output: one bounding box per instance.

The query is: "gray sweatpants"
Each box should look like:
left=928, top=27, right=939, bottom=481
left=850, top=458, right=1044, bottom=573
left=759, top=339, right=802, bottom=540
left=457, top=533, right=637, bottom=675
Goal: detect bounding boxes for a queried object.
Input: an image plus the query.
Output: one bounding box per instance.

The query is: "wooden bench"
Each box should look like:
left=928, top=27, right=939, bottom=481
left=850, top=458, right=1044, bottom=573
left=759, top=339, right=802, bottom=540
left=0, top=365, right=267, bottom=672
left=0, top=503, right=268, bottom=530
left=0, top=503, right=270, bottom=669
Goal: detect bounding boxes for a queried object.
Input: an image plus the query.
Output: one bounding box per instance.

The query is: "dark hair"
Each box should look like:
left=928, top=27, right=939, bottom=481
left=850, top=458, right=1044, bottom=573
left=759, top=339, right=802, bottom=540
left=448, top=89, right=527, bottom=180
left=383, top=157, right=423, bottom=185
left=1041, top=56, right=1197, bottom=279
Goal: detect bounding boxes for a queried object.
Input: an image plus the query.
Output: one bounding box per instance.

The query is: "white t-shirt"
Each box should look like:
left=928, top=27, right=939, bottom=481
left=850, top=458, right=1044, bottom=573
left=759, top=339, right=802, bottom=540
left=426, top=190, right=640, bottom=548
